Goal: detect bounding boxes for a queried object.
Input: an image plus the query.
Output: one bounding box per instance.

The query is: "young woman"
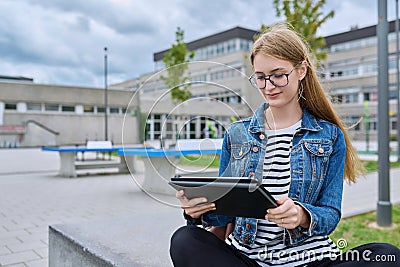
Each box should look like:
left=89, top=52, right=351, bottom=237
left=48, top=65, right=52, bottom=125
left=170, top=24, right=399, bottom=266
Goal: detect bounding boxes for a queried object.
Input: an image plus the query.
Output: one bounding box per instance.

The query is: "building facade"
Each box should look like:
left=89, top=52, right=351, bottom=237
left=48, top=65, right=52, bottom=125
left=0, top=78, right=139, bottom=147
left=3, top=20, right=399, bottom=147
left=117, top=21, right=400, bottom=145
left=322, top=20, right=400, bottom=141
left=114, top=27, right=260, bottom=147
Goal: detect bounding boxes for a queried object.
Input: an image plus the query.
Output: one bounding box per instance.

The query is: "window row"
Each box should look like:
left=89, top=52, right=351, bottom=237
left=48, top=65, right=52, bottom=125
left=328, top=32, right=398, bottom=53
left=145, top=113, right=233, bottom=140
left=2, top=102, right=129, bottom=115
left=192, top=90, right=243, bottom=104
left=332, top=91, right=398, bottom=104
left=344, top=115, right=399, bottom=132
left=192, top=38, right=253, bottom=61
left=154, top=38, right=253, bottom=71
left=142, top=64, right=245, bottom=94
left=323, top=56, right=398, bottom=79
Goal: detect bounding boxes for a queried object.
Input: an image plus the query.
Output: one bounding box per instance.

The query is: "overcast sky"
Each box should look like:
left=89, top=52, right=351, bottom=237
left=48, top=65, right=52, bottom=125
left=0, top=0, right=398, bottom=87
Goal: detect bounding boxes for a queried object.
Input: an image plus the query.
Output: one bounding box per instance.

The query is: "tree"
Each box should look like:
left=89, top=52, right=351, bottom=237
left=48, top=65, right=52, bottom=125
left=270, top=0, right=334, bottom=63
left=161, top=27, right=195, bottom=104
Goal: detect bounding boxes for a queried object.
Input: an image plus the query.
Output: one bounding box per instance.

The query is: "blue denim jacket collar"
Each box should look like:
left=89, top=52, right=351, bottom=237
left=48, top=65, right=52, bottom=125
left=248, top=102, right=268, bottom=134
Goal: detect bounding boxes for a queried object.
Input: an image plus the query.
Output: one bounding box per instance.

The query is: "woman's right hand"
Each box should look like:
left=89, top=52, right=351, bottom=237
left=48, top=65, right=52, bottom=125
left=176, top=190, right=216, bottom=218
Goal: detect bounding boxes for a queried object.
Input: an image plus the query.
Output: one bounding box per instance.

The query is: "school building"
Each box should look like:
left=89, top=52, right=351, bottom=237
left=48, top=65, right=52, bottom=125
left=0, top=77, right=139, bottom=147
left=1, top=20, right=399, bottom=147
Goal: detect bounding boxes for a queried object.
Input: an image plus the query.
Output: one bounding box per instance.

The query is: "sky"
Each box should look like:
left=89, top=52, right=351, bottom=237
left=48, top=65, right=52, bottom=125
left=0, top=0, right=398, bottom=88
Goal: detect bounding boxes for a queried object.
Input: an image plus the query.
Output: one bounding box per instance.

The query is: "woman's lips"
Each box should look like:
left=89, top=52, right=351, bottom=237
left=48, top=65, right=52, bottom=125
left=267, top=92, right=281, bottom=98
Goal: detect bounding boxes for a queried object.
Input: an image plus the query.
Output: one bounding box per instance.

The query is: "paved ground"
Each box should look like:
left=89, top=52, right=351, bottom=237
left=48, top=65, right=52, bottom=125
left=0, top=148, right=399, bottom=266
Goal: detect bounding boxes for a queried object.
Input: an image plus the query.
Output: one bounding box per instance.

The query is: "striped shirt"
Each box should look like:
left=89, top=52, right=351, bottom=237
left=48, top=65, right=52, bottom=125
left=227, top=120, right=340, bottom=266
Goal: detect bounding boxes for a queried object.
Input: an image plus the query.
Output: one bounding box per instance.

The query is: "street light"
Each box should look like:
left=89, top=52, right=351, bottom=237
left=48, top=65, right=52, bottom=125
left=104, top=47, right=108, bottom=141
left=377, top=0, right=392, bottom=227
left=396, top=0, right=400, bottom=162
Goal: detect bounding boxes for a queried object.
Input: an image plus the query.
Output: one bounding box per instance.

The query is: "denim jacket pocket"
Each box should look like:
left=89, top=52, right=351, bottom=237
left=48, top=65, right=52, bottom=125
left=303, top=140, right=333, bottom=201
left=231, top=143, right=251, bottom=177
left=233, top=217, right=257, bottom=246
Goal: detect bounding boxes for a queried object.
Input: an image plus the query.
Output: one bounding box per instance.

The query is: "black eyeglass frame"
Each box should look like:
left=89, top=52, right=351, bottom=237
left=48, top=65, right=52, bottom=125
left=248, top=64, right=300, bottom=89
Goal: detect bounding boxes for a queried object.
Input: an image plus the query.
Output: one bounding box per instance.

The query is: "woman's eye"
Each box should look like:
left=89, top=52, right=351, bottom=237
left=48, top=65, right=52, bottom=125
left=272, top=74, right=284, bottom=78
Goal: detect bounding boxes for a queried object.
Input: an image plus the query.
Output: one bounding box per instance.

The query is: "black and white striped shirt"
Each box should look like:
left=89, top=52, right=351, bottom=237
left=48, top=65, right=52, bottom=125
left=227, top=120, right=340, bottom=266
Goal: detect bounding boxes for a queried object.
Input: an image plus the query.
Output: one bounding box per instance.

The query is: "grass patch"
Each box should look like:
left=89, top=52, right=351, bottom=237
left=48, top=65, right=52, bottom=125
left=362, top=160, right=400, bottom=172
left=178, top=154, right=220, bottom=168
left=330, top=205, right=400, bottom=251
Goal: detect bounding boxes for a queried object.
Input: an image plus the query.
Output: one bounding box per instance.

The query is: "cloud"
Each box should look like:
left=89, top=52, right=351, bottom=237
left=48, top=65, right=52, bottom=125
left=0, top=0, right=386, bottom=87
left=319, top=0, right=378, bottom=35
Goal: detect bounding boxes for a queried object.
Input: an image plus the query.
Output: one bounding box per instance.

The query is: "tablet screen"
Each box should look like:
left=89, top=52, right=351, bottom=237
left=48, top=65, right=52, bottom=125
left=169, top=176, right=278, bottom=219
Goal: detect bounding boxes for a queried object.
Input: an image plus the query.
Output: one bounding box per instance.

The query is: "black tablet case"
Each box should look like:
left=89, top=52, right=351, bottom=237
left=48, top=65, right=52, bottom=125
left=169, top=177, right=278, bottom=219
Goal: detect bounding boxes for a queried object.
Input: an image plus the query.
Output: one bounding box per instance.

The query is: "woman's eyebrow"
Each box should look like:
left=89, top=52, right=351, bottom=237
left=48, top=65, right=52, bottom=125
left=255, top=67, right=286, bottom=75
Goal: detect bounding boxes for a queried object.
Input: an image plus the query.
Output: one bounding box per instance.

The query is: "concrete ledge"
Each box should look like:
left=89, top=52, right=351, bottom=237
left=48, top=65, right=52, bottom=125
left=49, top=225, right=115, bottom=266
left=49, top=212, right=184, bottom=266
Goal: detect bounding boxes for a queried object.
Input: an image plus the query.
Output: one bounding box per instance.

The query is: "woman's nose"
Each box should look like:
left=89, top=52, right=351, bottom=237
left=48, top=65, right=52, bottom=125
left=264, top=79, right=276, bottom=90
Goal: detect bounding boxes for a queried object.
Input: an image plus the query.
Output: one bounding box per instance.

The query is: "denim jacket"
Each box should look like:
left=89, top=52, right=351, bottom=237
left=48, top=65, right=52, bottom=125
left=202, top=102, right=346, bottom=246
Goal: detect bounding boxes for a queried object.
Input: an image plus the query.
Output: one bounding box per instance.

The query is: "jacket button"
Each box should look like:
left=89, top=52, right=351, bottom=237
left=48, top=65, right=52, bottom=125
left=252, top=147, right=259, bottom=153
left=318, top=147, right=324, bottom=153
left=249, top=171, right=255, bottom=177
left=243, top=237, right=249, bottom=243
left=246, top=223, right=251, bottom=230
left=259, top=134, right=265, bottom=140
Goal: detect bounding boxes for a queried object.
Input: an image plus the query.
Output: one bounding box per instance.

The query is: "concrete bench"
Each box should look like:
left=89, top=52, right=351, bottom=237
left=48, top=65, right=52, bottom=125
left=119, top=138, right=223, bottom=195
left=42, top=143, right=146, bottom=177
left=49, top=211, right=184, bottom=266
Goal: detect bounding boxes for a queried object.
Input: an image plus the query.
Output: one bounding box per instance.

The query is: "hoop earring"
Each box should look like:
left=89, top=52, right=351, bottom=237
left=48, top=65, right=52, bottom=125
left=298, top=81, right=307, bottom=101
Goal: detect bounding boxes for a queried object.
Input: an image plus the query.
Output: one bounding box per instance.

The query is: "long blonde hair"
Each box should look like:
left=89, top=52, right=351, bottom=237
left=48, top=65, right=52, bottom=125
left=250, top=23, right=364, bottom=182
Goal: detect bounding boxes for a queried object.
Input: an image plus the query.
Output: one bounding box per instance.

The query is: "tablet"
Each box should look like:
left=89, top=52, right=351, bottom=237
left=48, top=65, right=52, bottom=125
left=169, top=176, right=278, bottom=219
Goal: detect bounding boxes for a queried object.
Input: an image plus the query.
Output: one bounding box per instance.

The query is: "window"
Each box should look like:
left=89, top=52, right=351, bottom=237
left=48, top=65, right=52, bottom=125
left=4, top=103, right=17, bottom=110
left=97, top=107, right=105, bottom=113
left=363, top=92, right=370, bottom=101
left=392, top=120, right=397, bottom=131
left=27, top=103, right=41, bottom=111
left=362, top=87, right=378, bottom=102
left=84, top=105, right=94, bottom=113
left=346, top=116, right=361, bottom=131
left=61, top=105, right=75, bottom=112
left=45, top=104, right=59, bottom=112
left=110, top=107, right=120, bottom=114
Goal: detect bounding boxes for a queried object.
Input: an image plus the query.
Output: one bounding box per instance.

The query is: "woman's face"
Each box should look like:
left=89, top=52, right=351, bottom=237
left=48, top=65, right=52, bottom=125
left=252, top=54, right=306, bottom=110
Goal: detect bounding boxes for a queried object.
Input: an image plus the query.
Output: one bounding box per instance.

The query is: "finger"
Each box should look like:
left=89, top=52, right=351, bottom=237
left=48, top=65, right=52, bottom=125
left=190, top=206, right=216, bottom=218
left=267, top=198, right=292, bottom=215
left=184, top=202, right=215, bottom=213
left=186, top=197, right=208, bottom=207
left=176, top=190, right=188, bottom=202
left=176, top=190, right=208, bottom=207
left=184, top=203, right=216, bottom=218
left=276, top=195, right=290, bottom=205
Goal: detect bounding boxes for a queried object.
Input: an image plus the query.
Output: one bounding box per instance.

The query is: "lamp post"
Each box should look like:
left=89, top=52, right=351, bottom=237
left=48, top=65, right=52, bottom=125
left=104, top=47, right=108, bottom=141
left=396, top=0, right=400, bottom=162
left=377, top=0, right=392, bottom=227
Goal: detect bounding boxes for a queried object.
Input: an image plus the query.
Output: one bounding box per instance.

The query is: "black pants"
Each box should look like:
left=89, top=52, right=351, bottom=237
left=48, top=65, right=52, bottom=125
left=170, top=226, right=400, bottom=267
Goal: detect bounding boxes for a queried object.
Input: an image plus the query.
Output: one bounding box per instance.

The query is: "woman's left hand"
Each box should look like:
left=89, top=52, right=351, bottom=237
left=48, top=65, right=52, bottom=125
left=265, top=196, right=310, bottom=229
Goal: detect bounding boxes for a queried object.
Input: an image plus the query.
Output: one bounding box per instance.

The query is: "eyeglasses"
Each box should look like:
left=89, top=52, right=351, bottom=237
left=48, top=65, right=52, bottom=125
left=249, top=67, right=296, bottom=89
